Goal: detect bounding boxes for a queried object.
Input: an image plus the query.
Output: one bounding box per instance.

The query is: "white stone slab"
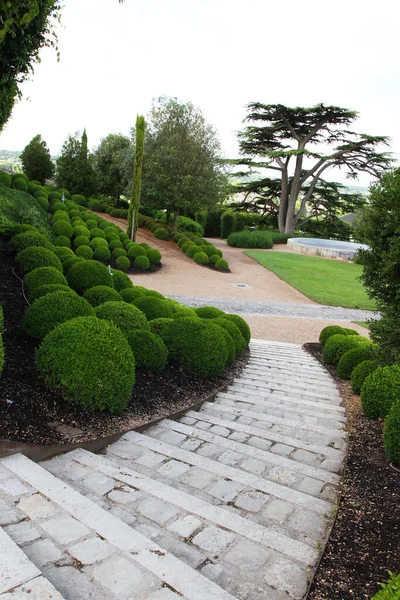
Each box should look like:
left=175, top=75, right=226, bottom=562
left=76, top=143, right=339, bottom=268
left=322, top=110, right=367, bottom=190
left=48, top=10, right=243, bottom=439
left=0, top=526, right=41, bottom=594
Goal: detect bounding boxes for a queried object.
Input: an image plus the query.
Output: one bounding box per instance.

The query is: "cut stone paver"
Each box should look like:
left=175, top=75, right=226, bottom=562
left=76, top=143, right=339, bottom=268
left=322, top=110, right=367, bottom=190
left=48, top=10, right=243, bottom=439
left=0, top=339, right=347, bottom=600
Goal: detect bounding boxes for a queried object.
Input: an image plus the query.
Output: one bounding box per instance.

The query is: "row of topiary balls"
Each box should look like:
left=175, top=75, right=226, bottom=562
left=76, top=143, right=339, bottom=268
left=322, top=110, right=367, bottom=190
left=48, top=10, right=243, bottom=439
left=140, top=216, right=230, bottom=271
left=8, top=224, right=250, bottom=414
left=319, top=325, right=400, bottom=465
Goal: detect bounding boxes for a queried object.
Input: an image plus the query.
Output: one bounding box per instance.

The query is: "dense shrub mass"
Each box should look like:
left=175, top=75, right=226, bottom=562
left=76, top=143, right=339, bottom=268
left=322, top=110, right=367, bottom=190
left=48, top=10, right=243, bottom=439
left=23, top=290, right=95, bottom=340
left=135, top=255, right=150, bottom=270
left=215, top=259, right=229, bottom=272
left=322, top=334, right=368, bottom=365
left=94, top=301, right=149, bottom=336
left=337, top=345, right=374, bottom=380
left=52, top=220, right=73, bottom=238
left=24, top=267, right=68, bottom=295
left=133, top=297, right=174, bottom=321
left=67, top=260, right=113, bottom=293
left=212, top=317, right=246, bottom=356
left=119, top=287, right=147, bottom=303
left=154, top=227, right=169, bottom=240
left=9, top=232, right=54, bottom=254
left=30, top=284, right=71, bottom=300
left=36, top=317, right=135, bottom=412
left=384, top=402, right=400, bottom=465
left=16, top=247, right=63, bottom=275
left=351, top=360, right=378, bottom=395
left=361, top=365, right=400, bottom=419
left=147, top=248, right=162, bottom=264
left=75, top=245, right=93, bottom=259
left=116, top=256, right=130, bottom=271
left=227, top=230, right=273, bottom=249
left=223, top=314, right=251, bottom=345
left=110, top=269, right=133, bottom=292
left=93, top=246, right=111, bottom=261
left=126, top=329, right=168, bottom=373
left=195, top=306, right=226, bottom=319
left=319, top=325, right=350, bottom=347
left=83, top=286, right=122, bottom=307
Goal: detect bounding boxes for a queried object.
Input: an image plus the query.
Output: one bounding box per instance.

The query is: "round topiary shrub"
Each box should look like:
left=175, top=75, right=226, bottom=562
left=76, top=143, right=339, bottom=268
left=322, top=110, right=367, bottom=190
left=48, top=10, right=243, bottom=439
left=193, top=252, right=210, bottom=265
left=58, top=188, right=71, bottom=199
left=135, top=255, right=150, bottom=270
left=109, top=239, right=124, bottom=251
left=322, top=334, right=369, bottom=365
left=319, top=325, right=348, bottom=347
left=148, top=317, right=174, bottom=340
left=23, top=290, right=95, bottom=339
left=48, top=191, right=62, bottom=202
left=95, top=301, right=149, bottom=336
left=214, top=325, right=236, bottom=366
left=36, top=196, right=49, bottom=211
left=177, top=236, right=190, bottom=248
left=165, top=317, right=229, bottom=377
left=74, top=235, right=91, bottom=248
left=30, top=284, right=72, bottom=301
left=195, top=306, right=226, bottom=319
left=16, top=247, right=63, bottom=275
left=361, top=365, right=400, bottom=419
left=72, top=194, right=87, bottom=206
left=342, top=328, right=360, bottom=336
left=61, top=255, right=85, bottom=274
left=86, top=219, right=98, bottom=230
left=52, top=202, right=68, bottom=213
left=54, top=235, right=71, bottom=248
left=223, top=314, right=251, bottom=345
left=212, top=317, right=246, bottom=356
left=67, top=260, right=113, bottom=293
left=0, top=171, right=12, bottom=187
left=215, top=259, right=229, bottom=272
left=351, top=360, right=378, bottom=395
left=209, top=254, right=220, bottom=265
left=90, top=228, right=106, bottom=240
left=146, top=248, right=162, bottom=265
left=24, top=267, right=68, bottom=295
left=126, top=329, right=168, bottom=373
left=119, top=287, right=147, bottom=303
left=9, top=232, right=54, bottom=254
left=52, top=211, right=71, bottom=223
left=127, top=244, right=146, bottom=259
left=90, top=237, right=109, bottom=249
left=110, top=269, right=133, bottom=292
left=116, top=256, right=130, bottom=271
left=36, top=316, right=135, bottom=412
left=53, top=246, right=74, bottom=258
left=133, top=297, right=174, bottom=321
left=75, top=245, right=93, bottom=259
left=93, top=246, right=112, bottom=261
left=171, top=305, right=199, bottom=319
left=154, top=228, right=169, bottom=240
left=337, top=345, right=374, bottom=380
left=186, top=244, right=202, bottom=258
left=9, top=224, right=37, bottom=237
left=113, top=248, right=127, bottom=258
left=13, top=177, right=28, bottom=192
left=84, top=285, right=122, bottom=307
left=146, top=290, right=165, bottom=299
left=384, top=401, right=400, bottom=465
left=73, top=226, right=90, bottom=238
left=52, top=220, right=73, bottom=239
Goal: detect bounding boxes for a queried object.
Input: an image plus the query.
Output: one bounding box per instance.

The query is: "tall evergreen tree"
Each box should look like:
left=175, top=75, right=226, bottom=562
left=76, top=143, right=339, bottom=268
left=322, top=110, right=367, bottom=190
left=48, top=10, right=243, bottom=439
left=56, top=130, right=97, bottom=196
left=127, top=116, right=145, bottom=241
left=20, top=134, right=54, bottom=183
left=93, top=134, right=133, bottom=206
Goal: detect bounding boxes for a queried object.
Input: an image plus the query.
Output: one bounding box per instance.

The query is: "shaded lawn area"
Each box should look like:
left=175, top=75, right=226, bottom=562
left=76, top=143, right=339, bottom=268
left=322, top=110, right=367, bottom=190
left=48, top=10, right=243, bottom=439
left=245, top=250, right=376, bottom=310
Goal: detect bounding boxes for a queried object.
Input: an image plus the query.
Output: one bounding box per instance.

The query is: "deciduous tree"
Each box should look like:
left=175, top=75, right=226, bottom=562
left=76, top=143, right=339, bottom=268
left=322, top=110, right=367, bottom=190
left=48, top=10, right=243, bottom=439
left=93, top=133, right=132, bottom=206
left=20, top=134, right=54, bottom=183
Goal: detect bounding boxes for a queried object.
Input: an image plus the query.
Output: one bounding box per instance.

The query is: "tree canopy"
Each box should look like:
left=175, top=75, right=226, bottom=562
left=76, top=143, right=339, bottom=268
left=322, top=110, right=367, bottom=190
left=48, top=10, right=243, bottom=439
left=233, top=103, right=393, bottom=234
left=56, top=129, right=97, bottom=196
left=142, top=96, right=228, bottom=225
left=20, top=134, right=54, bottom=183
left=93, top=133, right=132, bottom=205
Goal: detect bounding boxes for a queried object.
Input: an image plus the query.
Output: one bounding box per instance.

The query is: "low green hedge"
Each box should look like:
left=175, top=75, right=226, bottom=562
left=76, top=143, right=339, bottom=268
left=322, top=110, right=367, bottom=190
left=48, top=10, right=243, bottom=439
left=319, top=325, right=349, bottom=347
left=67, top=260, right=113, bottom=293
left=116, top=256, right=130, bottom=271
left=337, top=345, right=374, bottom=379
left=52, top=220, right=73, bottom=238
left=93, top=246, right=111, bottom=261
left=16, top=247, right=63, bottom=275
left=75, top=245, right=93, bottom=259
left=195, top=306, right=225, bottom=319
left=54, top=235, right=71, bottom=248
left=126, top=329, right=168, bottom=373
left=135, top=255, right=150, bottom=270
left=322, top=334, right=369, bottom=365
left=212, top=317, right=246, bottom=356
left=227, top=230, right=273, bottom=249
left=147, top=248, right=161, bottom=264
left=154, top=227, right=169, bottom=240
left=193, top=252, right=209, bottom=265
left=24, top=266, right=68, bottom=295
left=223, top=314, right=251, bottom=345
left=361, top=365, right=400, bottom=419
left=215, top=258, right=229, bottom=272
left=94, top=301, right=149, bottom=336
left=351, top=360, right=378, bottom=395
left=36, top=316, right=135, bottom=412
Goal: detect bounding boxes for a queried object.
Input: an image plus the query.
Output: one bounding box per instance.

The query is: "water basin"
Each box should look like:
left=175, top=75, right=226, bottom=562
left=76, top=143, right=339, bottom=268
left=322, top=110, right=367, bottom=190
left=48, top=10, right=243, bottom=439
left=287, top=237, right=369, bottom=261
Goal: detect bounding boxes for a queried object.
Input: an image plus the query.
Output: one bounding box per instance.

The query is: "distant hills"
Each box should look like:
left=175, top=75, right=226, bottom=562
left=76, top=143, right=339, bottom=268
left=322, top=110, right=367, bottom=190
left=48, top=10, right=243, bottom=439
left=0, top=149, right=21, bottom=172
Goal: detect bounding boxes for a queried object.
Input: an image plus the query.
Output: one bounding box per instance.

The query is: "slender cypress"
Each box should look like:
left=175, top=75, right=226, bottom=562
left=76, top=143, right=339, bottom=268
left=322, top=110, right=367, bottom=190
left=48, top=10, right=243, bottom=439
left=127, top=115, right=146, bottom=241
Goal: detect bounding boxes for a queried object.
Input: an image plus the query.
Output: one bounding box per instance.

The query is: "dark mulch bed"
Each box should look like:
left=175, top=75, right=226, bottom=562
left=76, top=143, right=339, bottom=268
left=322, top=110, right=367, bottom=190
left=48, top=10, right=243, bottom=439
left=0, top=237, right=247, bottom=446
left=304, top=343, right=400, bottom=600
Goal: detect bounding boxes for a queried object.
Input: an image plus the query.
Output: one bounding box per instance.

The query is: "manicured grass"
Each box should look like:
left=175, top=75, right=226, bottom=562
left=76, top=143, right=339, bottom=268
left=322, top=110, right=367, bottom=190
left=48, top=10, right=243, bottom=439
left=245, top=250, right=376, bottom=310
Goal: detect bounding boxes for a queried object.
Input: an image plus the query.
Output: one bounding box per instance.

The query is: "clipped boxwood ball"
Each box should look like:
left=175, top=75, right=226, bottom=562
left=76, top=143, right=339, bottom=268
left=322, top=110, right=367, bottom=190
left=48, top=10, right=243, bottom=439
left=23, top=290, right=95, bottom=339
left=109, top=239, right=124, bottom=251
left=213, top=324, right=235, bottom=366
left=384, top=401, right=400, bottom=465
left=146, top=248, right=162, bottom=265
left=342, top=328, right=360, bottom=336
left=351, top=360, right=378, bottom=395
left=110, top=269, right=133, bottom=292
left=61, top=255, right=85, bottom=274
left=9, top=224, right=37, bottom=237
left=16, top=247, right=63, bottom=275
left=75, top=245, right=93, bottom=259
left=133, top=297, right=174, bottom=321
left=171, top=305, right=199, bottom=319
left=337, top=345, right=374, bottom=380
left=84, top=285, right=122, bottom=307
left=148, top=318, right=174, bottom=340
left=212, top=317, right=246, bottom=356
left=215, top=259, right=229, bottom=272
left=52, top=202, right=68, bottom=213
left=116, top=256, right=130, bottom=271
left=36, top=316, right=135, bottom=413
left=90, top=228, right=106, bottom=240
left=74, top=237, right=91, bottom=249
left=113, top=247, right=127, bottom=259
left=55, top=236, right=71, bottom=248
left=186, top=244, right=202, bottom=258
left=319, top=325, right=347, bottom=347
left=195, top=306, right=226, bottom=319
left=154, top=227, right=169, bottom=240
left=165, top=317, right=228, bottom=377
left=86, top=219, right=97, bottom=230
left=30, top=284, right=71, bottom=301
left=127, top=243, right=146, bottom=259
left=135, top=255, right=150, bottom=270
left=54, top=246, right=74, bottom=258
left=24, top=266, right=68, bottom=295
left=72, top=194, right=87, bottom=206
left=36, top=196, right=49, bottom=211
left=209, top=254, right=220, bottom=265
left=119, top=287, right=147, bottom=303
left=9, top=232, right=54, bottom=254
left=73, top=226, right=90, bottom=238
left=322, top=334, right=369, bottom=365
left=13, top=177, right=28, bottom=192
left=67, top=260, right=113, bottom=293
left=193, top=252, right=209, bottom=265
left=93, top=246, right=111, bottom=261
left=90, top=237, right=108, bottom=249
left=95, top=301, right=149, bottom=336
left=126, top=329, right=168, bottom=373
left=223, top=314, right=251, bottom=345
left=57, top=188, right=71, bottom=199
left=52, top=220, right=73, bottom=238
left=361, top=365, right=400, bottom=419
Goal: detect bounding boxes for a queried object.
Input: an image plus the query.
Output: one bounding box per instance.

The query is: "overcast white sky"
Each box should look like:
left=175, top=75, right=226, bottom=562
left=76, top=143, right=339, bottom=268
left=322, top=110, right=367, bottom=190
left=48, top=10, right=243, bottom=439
left=1, top=0, right=399, bottom=186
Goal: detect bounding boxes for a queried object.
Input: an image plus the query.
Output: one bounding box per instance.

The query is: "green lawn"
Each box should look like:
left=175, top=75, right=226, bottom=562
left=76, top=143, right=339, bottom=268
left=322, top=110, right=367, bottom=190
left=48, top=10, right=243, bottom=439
left=245, top=250, right=376, bottom=310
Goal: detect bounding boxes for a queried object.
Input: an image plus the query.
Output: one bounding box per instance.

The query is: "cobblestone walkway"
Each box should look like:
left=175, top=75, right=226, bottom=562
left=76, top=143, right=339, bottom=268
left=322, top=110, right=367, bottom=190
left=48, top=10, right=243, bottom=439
left=0, top=340, right=347, bottom=600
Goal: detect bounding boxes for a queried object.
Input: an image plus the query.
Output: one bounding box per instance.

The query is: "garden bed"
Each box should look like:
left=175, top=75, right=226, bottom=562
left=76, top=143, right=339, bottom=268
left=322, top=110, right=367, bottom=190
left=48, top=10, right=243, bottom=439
left=305, top=343, right=400, bottom=600
left=0, top=238, right=248, bottom=446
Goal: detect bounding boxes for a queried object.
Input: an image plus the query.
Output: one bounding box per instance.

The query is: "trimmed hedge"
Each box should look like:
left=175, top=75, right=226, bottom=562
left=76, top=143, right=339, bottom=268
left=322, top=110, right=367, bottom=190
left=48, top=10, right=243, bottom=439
left=147, top=248, right=161, bottom=265
left=127, top=243, right=146, bottom=259
left=212, top=317, right=246, bottom=356
left=119, top=287, right=147, bottom=303
left=223, top=314, right=251, bottom=345
left=52, top=220, right=73, bottom=238
left=215, top=259, right=229, bottom=272
left=126, top=329, right=168, bottom=373
left=351, top=360, right=378, bottom=395
left=36, top=316, right=135, bottom=412
left=133, top=297, right=174, bottom=321
left=154, top=227, right=169, bottom=240
left=16, top=247, right=63, bottom=275
left=93, top=246, right=111, bottom=261
left=337, top=345, right=374, bottom=380
left=23, top=290, right=95, bottom=339
left=193, top=252, right=209, bottom=265
left=54, top=235, right=71, bottom=248
left=319, top=325, right=348, bottom=347
left=213, top=325, right=235, bottom=366
left=84, top=285, right=122, bottom=307
left=361, top=365, right=400, bottom=419
left=110, top=269, right=133, bottom=292
left=322, top=334, right=369, bottom=365
left=227, top=230, right=273, bottom=249
left=94, top=301, right=149, bottom=336
left=148, top=317, right=174, bottom=339
left=384, top=403, right=400, bottom=465
left=67, top=260, right=113, bottom=293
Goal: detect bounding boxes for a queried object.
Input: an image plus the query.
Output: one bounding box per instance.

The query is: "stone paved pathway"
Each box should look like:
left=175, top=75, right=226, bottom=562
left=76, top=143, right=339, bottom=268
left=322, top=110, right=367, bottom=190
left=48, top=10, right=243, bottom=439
left=0, top=340, right=347, bottom=600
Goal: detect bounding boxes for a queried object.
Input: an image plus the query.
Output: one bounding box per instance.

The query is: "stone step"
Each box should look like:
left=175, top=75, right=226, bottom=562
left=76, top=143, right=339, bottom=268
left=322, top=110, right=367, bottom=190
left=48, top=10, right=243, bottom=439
left=229, top=383, right=343, bottom=406
left=243, top=370, right=337, bottom=391
left=233, top=378, right=340, bottom=401
left=1, top=453, right=236, bottom=600
left=226, top=384, right=346, bottom=411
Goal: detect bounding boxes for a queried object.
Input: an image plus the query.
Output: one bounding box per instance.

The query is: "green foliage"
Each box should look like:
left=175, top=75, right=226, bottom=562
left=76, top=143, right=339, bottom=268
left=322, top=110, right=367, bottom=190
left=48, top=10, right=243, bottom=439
left=95, top=301, right=149, bottom=336
left=93, top=245, right=111, bottom=261
left=16, top=246, right=62, bottom=275
left=90, top=227, right=106, bottom=240
left=9, top=224, right=37, bottom=236
left=0, top=171, right=12, bottom=187
left=176, top=215, right=204, bottom=236
left=361, top=365, right=400, bottom=419
left=115, top=255, right=130, bottom=271
left=75, top=245, right=93, bottom=259
left=12, top=175, right=28, bottom=192
left=212, top=317, right=246, bottom=356
left=165, top=317, right=229, bottom=377
left=148, top=317, right=174, bottom=339
left=127, top=116, right=145, bottom=240
left=135, top=255, right=150, bottom=270
left=30, top=283, right=71, bottom=300
left=20, top=135, right=54, bottom=183
left=24, top=266, right=67, bottom=295
left=195, top=306, right=225, bottom=319
left=83, top=285, right=122, bottom=307
left=221, top=211, right=236, bottom=239
left=154, top=227, right=169, bottom=240
left=56, top=131, right=97, bottom=197
left=215, top=258, right=229, bottom=272
left=337, top=345, right=374, bottom=379
left=72, top=194, right=87, bottom=206
left=384, top=404, right=400, bottom=465
left=88, top=198, right=106, bottom=211
left=110, top=269, right=133, bottom=292
left=370, top=572, right=400, bottom=599
left=109, top=239, right=124, bottom=251
left=54, top=235, right=70, bottom=248
left=93, top=134, right=133, bottom=207
left=193, top=252, right=209, bottom=264
left=319, top=325, right=349, bottom=347
left=23, top=290, right=94, bottom=340
left=36, top=316, right=135, bottom=413
left=322, top=334, right=369, bottom=365
left=227, top=230, right=273, bottom=249
left=351, top=360, right=378, bottom=395
left=119, top=287, right=147, bottom=303
left=74, top=235, right=91, bottom=248
left=126, top=329, right=168, bottom=373
left=73, top=225, right=90, bottom=238
left=113, top=247, right=127, bottom=258
left=133, top=297, right=174, bottom=321
left=67, top=260, right=113, bottom=293
left=223, top=314, right=251, bottom=345
left=9, top=231, right=54, bottom=253
left=0, top=184, right=51, bottom=236
left=146, top=248, right=161, bottom=264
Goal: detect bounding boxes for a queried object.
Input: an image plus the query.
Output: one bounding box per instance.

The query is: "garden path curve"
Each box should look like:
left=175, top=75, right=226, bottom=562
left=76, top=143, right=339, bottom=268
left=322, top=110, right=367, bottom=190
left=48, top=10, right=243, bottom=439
left=0, top=340, right=347, bottom=600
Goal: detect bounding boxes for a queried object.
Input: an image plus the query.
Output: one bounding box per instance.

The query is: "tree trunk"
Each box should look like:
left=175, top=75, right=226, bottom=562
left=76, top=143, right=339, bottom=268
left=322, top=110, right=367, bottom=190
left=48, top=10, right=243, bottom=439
left=166, top=211, right=171, bottom=225
left=278, top=168, right=289, bottom=233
